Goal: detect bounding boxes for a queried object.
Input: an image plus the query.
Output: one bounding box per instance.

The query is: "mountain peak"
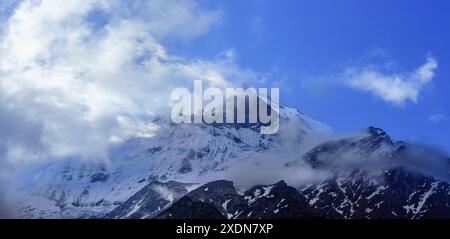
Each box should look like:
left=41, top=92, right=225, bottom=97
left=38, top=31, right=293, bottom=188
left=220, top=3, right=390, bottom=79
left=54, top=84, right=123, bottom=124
left=367, top=126, right=387, bottom=136
left=365, top=126, right=393, bottom=147
left=273, top=180, right=288, bottom=187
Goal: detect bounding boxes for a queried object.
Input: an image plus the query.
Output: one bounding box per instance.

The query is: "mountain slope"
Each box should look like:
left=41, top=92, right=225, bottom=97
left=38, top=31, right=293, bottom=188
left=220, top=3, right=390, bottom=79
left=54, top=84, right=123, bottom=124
left=114, top=127, right=450, bottom=219
left=155, top=180, right=322, bottom=219
left=13, top=98, right=450, bottom=219
left=16, top=105, right=333, bottom=218
left=152, top=171, right=450, bottom=219
left=105, top=181, right=194, bottom=219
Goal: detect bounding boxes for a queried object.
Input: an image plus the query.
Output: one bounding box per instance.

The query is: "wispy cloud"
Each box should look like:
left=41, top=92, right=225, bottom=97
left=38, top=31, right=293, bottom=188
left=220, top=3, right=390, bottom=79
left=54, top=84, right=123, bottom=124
left=429, top=113, right=447, bottom=123
left=346, top=56, right=438, bottom=106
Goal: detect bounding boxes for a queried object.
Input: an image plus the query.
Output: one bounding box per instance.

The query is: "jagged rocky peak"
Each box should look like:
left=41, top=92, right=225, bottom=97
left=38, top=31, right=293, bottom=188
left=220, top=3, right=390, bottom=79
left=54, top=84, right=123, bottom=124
left=289, top=126, right=397, bottom=169
left=243, top=180, right=289, bottom=200
left=239, top=180, right=321, bottom=219
left=105, top=180, right=194, bottom=219
left=151, top=173, right=450, bottom=219
left=160, top=98, right=333, bottom=138
left=366, top=126, right=387, bottom=136
left=186, top=180, right=245, bottom=218
left=156, top=196, right=225, bottom=219
left=273, top=180, right=288, bottom=187
left=365, top=126, right=394, bottom=147
left=189, top=180, right=238, bottom=199
left=155, top=180, right=322, bottom=219
left=301, top=167, right=450, bottom=219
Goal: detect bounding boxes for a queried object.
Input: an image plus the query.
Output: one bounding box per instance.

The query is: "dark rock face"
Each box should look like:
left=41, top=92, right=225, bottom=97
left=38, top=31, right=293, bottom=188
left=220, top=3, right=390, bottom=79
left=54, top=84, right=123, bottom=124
left=179, top=158, right=192, bottom=174
left=292, top=127, right=395, bottom=169
left=105, top=181, right=191, bottom=219
left=90, top=172, right=109, bottom=183
left=186, top=180, right=246, bottom=217
left=156, top=180, right=323, bottom=219
left=292, top=126, right=450, bottom=219
left=299, top=168, right=450, bottom=219
left=237, top=181, right=320, bottom=219
left=153, top=172, right=450, bottom=219
left=156, top=196, right=225, bottom=219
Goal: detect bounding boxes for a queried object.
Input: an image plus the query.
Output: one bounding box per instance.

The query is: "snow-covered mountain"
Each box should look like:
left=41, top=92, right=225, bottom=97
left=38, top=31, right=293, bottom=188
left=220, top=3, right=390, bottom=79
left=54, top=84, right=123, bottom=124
left=107, top=127, right=450, bottom=219
left=15, top=105, right=333, bottom=218
left=14, top=104, right=450, bottom=219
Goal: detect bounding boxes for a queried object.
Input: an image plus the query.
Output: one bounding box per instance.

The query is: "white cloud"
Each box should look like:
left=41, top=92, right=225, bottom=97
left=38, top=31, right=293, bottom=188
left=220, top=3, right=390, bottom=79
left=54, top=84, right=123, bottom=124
left=346, top=57, right=438, bottom=105
left=0, top=0, right=253, bottom=163
left=429, top=113, right=447, bottom=123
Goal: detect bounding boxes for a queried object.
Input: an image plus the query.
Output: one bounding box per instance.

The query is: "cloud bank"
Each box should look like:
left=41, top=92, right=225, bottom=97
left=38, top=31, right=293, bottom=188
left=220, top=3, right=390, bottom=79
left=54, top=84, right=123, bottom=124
left=0, top=0, right=259, bottom=164
left=346, top=56, right=438, bottom=105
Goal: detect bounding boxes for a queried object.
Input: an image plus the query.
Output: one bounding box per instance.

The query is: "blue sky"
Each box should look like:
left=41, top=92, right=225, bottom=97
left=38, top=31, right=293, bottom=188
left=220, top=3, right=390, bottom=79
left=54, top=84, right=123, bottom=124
left=0, top=0, right=448, bottom=162
left=166, top=0, right=450, bottom=152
